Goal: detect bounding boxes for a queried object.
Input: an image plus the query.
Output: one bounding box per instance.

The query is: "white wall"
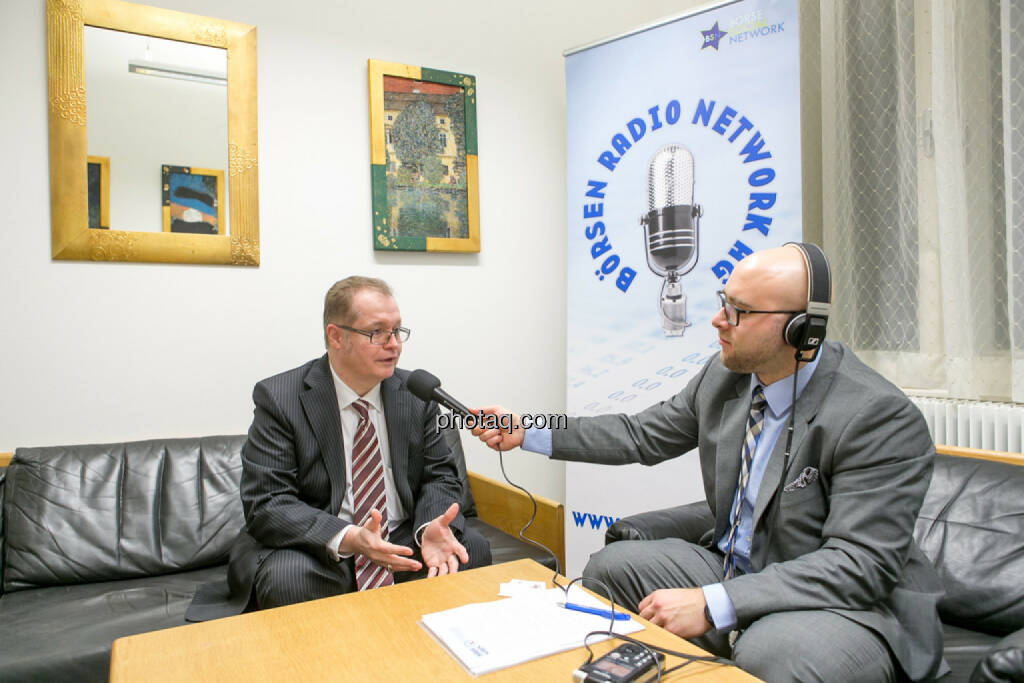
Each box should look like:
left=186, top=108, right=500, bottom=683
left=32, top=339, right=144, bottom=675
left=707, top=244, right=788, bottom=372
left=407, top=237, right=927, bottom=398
left=0, top=0, right=701, bottom=502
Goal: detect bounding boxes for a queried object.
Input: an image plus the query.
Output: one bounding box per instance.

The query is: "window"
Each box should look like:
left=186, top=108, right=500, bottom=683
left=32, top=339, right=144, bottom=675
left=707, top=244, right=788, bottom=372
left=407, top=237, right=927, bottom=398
left=814, top=0, right=1024, bottom=401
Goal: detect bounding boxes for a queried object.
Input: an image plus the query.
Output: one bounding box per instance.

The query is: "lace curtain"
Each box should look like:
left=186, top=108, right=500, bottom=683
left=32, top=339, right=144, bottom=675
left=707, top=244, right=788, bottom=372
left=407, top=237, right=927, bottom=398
left=819, top=0, right=1024, bottom=402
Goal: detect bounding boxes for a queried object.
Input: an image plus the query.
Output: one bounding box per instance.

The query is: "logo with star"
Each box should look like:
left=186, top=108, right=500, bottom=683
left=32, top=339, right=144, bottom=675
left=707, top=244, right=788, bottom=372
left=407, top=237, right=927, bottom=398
left=701, top=21, right=727, bottom=50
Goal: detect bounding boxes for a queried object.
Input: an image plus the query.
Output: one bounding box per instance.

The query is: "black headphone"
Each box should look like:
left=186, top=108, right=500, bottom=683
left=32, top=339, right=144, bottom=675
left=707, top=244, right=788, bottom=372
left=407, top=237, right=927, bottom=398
left=781, top=242, right=831, bottom=358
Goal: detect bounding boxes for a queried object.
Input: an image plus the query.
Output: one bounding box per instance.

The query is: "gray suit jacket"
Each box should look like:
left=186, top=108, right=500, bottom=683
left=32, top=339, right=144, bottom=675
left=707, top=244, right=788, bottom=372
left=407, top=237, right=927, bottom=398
left=186, top=357, right=464, bottom=621
left=552, top=341, right=945, bottom=681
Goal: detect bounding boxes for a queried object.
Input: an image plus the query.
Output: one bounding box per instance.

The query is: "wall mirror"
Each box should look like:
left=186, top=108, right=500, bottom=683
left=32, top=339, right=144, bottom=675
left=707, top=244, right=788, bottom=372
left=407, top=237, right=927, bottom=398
left=47, top=0, right=259, bottom=265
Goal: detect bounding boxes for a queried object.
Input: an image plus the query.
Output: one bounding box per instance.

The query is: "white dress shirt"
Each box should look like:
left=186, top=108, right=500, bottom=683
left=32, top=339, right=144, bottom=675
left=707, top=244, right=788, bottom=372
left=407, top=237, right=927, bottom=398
left=327, top=367, right=408, bottom=560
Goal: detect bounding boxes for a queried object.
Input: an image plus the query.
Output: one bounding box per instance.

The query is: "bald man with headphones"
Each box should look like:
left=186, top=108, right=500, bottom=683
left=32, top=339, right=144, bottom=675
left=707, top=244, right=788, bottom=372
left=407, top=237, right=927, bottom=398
left=472, top=244, right=945, bottom=682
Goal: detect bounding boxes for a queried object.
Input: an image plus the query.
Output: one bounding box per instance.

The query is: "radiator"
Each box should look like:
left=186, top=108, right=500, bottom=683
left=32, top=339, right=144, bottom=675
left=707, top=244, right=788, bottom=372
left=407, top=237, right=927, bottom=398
left=907, top=396, right=1024, bottom=452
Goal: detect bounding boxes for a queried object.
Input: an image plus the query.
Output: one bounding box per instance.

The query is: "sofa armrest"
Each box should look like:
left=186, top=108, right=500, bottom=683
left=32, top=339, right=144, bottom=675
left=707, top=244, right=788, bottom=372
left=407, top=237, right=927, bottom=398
left=467, top=471, right=564, bottom=572
left=970, top=636, right=1024, bottom=683
left=972, top=625, right=1024, bottom=681
left=1, top=467, right=6, bottom=592
left=605, top=500, right=713, bottom=545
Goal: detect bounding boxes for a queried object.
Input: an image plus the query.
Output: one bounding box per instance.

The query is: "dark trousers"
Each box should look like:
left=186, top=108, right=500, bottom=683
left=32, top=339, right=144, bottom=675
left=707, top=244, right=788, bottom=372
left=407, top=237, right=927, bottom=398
left=253, top=521, right=491, bottom=609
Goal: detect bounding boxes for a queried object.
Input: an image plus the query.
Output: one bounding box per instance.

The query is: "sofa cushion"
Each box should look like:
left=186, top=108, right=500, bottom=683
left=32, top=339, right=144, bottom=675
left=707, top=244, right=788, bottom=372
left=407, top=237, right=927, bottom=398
left=915, top=454, right=1024, bottom=636
left=466, top=517, right=557, bottom=570
left=4, top=436, right=245, bottom=591
left=0, top=564, right=225, bottom=683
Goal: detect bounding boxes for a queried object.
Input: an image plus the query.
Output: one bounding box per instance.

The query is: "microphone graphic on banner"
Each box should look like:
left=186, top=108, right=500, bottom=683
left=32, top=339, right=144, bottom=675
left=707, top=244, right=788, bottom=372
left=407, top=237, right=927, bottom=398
left=640, top=144, right=702, bottom=337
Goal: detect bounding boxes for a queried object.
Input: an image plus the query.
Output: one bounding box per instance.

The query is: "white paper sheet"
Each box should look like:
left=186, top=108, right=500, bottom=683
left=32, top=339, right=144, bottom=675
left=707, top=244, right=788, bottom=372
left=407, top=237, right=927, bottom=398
left=420, top=585, right=643, bottom=676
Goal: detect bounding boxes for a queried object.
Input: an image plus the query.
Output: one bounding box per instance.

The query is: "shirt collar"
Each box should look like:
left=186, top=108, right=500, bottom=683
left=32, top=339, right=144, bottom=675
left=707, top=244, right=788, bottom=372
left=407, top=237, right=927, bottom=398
left=328, top=364, right=383, bottom=414
left=751, top=351, right=822, bottom=418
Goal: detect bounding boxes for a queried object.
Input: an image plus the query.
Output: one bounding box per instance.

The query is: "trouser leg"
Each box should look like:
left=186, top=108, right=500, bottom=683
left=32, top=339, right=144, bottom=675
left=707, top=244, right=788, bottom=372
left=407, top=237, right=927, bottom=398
left=583, top=538, right=731, bottom=657
left=254, top=548, right=355, bottom=609
left=734, top=610, right=898, bottom=683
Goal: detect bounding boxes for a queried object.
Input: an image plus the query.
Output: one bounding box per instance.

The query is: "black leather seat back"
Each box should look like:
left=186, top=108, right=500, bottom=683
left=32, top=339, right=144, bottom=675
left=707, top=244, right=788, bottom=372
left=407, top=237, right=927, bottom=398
left=915, top=454, right=1024, bottom=635
left=3, top=436, right=245, bottom=592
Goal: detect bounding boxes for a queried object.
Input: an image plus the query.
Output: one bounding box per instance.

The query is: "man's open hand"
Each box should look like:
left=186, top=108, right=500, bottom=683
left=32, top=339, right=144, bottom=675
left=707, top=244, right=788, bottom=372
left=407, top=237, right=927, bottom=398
left=341, top=509, right=421, bottom=573
left=421, top=502, right=470, bottom=577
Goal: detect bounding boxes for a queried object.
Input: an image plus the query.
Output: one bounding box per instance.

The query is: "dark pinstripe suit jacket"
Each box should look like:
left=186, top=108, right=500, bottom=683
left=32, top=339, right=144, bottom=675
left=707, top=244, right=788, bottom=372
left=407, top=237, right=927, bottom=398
left=187, top=356, right=464, bottom=620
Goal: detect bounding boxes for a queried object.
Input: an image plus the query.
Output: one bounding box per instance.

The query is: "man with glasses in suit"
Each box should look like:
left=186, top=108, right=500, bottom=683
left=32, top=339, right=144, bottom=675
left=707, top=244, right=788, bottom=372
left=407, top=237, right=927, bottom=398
left=188, top=276, right=490, bottom=620
left=471, top=245, right=945, bottom=682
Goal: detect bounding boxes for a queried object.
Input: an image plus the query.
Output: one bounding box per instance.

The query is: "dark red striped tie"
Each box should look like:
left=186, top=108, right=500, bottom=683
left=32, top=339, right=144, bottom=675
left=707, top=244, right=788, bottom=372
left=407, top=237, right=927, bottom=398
left=351, top=399, right=394, bottom=590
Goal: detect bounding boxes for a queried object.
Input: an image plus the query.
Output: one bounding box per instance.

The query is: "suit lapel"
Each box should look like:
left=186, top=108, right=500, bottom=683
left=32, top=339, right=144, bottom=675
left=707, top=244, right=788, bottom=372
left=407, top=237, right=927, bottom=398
left=750, top=413, right=806, bottom=533
left=381, top=373, right=413, bottom=513
left=751, top=344, right=841, bottom=535
left=300, top=356, right=347, bottom=513
left=713, top=376, right=752, bottom=543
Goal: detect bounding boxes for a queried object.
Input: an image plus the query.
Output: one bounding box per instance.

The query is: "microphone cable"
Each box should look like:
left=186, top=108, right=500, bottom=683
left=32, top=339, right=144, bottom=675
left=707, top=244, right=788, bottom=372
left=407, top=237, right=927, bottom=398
left=495, top=434, right=562, bottom=579
left=780, top=353, right=801, bottom=480
left=762, top=353, right=807, bottom=563
left=568, top=576, right=728, bottom=682
left=580, top=629, right=731, bottom=683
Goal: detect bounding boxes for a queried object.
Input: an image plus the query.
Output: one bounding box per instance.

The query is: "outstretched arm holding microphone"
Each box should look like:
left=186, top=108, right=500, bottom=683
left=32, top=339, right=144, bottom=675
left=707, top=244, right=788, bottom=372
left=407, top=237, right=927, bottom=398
left=462, top=245, right=946, bottom=683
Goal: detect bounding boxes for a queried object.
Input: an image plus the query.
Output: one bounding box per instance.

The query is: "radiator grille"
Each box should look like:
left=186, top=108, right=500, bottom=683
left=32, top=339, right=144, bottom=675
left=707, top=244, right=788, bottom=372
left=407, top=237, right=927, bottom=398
left=908, top=396, right=1024, bottom=452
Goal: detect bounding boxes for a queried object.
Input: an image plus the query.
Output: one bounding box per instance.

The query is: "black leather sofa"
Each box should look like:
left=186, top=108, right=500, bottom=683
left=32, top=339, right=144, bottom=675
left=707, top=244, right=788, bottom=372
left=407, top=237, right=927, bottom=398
left=0, top=431, right=555, bottom=683
left=604, top=451, right=1024, bottom=682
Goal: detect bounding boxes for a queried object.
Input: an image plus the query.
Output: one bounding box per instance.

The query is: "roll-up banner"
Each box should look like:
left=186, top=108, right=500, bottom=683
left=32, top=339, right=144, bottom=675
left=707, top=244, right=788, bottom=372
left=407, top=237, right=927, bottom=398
left=564, top=0, right=802, bottom=576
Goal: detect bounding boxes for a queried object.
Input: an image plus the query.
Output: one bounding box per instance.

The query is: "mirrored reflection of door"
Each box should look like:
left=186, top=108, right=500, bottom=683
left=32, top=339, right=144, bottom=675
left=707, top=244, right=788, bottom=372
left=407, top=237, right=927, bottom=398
left=84, top=26, right=229, bottom=235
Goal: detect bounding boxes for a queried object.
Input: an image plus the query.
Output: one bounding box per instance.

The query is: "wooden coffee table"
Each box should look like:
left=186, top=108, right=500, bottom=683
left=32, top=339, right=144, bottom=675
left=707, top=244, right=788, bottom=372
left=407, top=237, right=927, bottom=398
left=110, top=559, right=757, bottom=681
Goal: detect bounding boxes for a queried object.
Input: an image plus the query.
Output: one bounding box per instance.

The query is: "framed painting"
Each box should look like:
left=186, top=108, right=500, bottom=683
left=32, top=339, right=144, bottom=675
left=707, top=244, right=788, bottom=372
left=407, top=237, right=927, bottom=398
left=87, top=155, right=110, bottom=229
left=162, top=165, right=225, bottom=235
left=368, top=60, right=479, bottom=252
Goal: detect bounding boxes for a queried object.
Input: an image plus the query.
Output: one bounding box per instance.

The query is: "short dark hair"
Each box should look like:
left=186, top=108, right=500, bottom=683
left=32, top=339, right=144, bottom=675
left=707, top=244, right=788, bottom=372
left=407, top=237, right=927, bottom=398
left=323, top=276, right=393, bottom=347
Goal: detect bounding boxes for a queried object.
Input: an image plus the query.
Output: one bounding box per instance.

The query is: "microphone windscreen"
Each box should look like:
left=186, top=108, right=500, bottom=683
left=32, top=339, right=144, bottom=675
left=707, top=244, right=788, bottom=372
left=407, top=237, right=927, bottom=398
left=407, top=369, right=441, bottom=402
left=647, top=144, right=694, bottom=210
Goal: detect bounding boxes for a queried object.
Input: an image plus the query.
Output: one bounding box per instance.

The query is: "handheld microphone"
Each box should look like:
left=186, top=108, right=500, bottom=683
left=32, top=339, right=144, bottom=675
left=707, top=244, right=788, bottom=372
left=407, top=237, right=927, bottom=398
left=408, top=368, right=563, bottom=576
left=407, top=369, right=474, bottom=418
left=639, top=144, right=702, bottom=337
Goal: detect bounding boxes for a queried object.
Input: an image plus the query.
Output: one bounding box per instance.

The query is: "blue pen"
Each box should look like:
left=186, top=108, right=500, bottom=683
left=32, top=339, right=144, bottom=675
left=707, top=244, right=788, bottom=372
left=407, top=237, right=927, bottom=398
left=560, top=602, right=631, bottom=621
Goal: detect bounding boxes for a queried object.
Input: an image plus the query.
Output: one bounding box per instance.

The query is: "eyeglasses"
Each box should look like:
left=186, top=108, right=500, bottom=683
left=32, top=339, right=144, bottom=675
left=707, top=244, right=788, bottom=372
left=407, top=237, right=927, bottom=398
left=716, top=290, right=802, bottom=327
left=335, top=324, right=411, bottom=345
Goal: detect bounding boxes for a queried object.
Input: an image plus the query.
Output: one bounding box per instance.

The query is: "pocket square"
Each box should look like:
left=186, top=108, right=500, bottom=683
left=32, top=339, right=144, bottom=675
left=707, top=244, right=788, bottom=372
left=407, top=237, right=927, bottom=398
left=783, top=466, right=819, bottom=492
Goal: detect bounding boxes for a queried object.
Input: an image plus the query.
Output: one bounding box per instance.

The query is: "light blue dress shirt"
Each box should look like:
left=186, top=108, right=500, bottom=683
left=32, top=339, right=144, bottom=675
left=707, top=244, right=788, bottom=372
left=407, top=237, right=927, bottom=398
left=521, top=354, right=820, bottom=632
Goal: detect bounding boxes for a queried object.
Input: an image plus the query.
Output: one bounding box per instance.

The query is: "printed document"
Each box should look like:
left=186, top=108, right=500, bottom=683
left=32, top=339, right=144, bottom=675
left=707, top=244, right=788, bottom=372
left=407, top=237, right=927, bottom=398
left=420, top=585, right=643, bottom=675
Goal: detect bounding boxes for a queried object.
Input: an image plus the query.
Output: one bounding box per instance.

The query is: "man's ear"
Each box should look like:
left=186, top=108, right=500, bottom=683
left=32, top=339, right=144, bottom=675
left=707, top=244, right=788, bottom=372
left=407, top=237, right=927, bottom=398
left=326, top=323, right=344, bottom=350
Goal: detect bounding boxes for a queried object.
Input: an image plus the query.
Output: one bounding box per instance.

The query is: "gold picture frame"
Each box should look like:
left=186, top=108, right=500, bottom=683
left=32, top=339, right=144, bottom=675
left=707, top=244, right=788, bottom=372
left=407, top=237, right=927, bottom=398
left=161, top=165, right=225, bottom=235
left=368, top=59, right=479, bottom=253
left=46, top=0, right=259, bottom=265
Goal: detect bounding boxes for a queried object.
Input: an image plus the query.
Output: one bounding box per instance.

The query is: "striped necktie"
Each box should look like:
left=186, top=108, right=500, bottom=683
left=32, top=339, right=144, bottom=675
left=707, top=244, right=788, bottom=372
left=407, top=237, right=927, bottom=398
left=351, top=399, right=394, bottom=590
left=722, top=386, right=767, bottom=579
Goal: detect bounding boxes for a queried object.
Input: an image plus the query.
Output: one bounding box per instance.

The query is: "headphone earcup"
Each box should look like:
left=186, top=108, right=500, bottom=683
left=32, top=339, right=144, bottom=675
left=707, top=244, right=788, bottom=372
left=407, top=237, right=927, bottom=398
left=783, top=313, right=807, bottom=348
